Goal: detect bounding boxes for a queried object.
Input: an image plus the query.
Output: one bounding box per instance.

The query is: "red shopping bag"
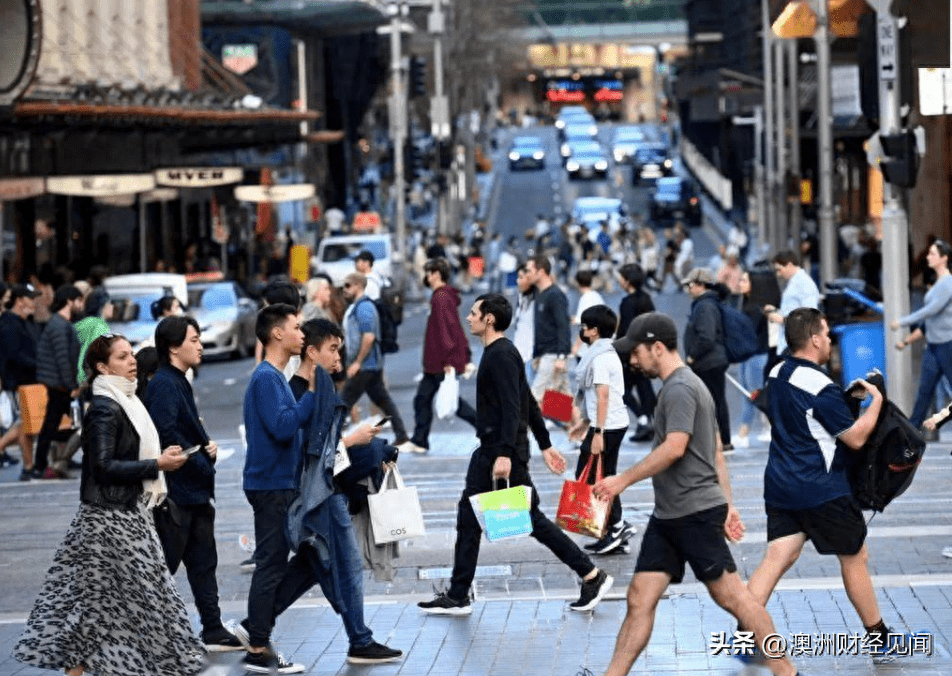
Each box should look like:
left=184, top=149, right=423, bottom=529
left=556, top=455, right=610, bottom=539
left=540, top=390, right=573, bottom=423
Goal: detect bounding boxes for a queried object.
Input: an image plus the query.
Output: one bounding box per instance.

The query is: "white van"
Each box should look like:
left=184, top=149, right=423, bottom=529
left=311, top=233, right=393, bottom=286
left=103, top=273, right=189, bottom=350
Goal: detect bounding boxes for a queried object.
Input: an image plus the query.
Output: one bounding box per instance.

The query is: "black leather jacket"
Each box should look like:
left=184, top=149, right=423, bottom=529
left=80, top=394, right=160, bottom=510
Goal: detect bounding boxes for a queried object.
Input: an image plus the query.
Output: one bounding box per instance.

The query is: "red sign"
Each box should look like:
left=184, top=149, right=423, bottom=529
left=594, top=89, right=623, bottom=102
left=547, top=90, right=586, bottom=103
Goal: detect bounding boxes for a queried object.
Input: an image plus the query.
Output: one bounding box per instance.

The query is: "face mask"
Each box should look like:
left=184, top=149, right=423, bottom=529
left=579, top=327, right=592, bottom=345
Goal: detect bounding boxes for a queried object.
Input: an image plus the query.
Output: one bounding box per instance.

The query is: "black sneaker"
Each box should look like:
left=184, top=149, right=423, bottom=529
left=417, top=591, right=472, bottom=616
left=18, top=468, right=41, bottom=482
left=0, top=452, right=19, bottom=468
left=630, top=424, right=653, bottom=442
left=347, top=641, right=403, bottom=664
left=240, top=556, right=256, bottom=572
left=569, top=570, right=613, bottom=612
left=585, top=531, right=625, bottom=555
left=241, top=649, right=304, bottom=674
left=202, top=626, right=244, bottom=652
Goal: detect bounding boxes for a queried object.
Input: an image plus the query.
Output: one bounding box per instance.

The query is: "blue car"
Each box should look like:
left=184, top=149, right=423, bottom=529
left=508, top=136, right=546, bottom=170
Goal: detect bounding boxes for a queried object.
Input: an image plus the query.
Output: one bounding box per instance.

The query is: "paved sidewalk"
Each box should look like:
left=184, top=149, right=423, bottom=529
left=3, top=585, right=950, bottom=676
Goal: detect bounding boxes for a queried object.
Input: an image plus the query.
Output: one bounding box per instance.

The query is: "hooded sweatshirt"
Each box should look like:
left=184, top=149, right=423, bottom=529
left=423, top=284, right=470, bottom=374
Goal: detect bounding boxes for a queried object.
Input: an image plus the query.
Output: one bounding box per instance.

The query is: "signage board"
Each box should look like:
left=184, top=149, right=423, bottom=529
left=47, top=174, right=156, bottom=197
left=234, top=184, right=316, bottom=203
left=0, top=177, right=44, bottom=200
left=289, top=244, right=310, bottom=284
left=156, top=167, right=243, bottom=188
left=878, top=17, right=897, bottom=82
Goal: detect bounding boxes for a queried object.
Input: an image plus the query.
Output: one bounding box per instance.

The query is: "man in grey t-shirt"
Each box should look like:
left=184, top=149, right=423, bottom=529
left=590, top=313, right=799, bottom=676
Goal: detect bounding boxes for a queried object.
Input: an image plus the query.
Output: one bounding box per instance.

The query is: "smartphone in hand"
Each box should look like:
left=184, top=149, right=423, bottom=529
left=184, top=444, right=203, bottom=456
left=374, top=416, right=391, bottom=428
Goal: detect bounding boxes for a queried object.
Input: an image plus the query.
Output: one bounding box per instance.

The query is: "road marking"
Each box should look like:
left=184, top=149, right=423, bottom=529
left=223, top=378, right=237, bottom=386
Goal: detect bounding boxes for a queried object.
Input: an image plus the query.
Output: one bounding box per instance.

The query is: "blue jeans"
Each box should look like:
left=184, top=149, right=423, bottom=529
left=739, top=353, right=768, bottom=427
left=910, top=340, right=952, bottom=426
left=271, top=494, right=374, bottom=648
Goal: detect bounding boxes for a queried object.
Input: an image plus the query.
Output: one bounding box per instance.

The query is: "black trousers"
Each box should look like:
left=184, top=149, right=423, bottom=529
left=622, top=365, right=657, bottom=419
left=153, top=501, right=224, bottom=633
left=244, top=489, right=306, bottom=648
left=448, top=448, right=595, bottom=601
left=411, top=372, right=477, bottom=448
left=340, top=369, right=409, bottom=443
left=575, top=427, right=627, bottom=530
left=694, top=366, right=731, bottom=445
left=34, top=387, right=72, bottom=472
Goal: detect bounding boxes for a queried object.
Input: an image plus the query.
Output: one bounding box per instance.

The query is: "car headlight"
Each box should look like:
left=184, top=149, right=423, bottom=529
left=589, top=125, right=597, bottom=136
left=509, top=151, right=520, bottom=161
left=556, top=120, right=565, bottom=129
left=566, top=160, right=580, bottom=171
left=594, top=161, right=608, bottom=170
left=560, top=145, right=570, bottom=157
left=533, top=151, right=545, bottom=160
left=614, top=150, right=625, bottom=161
left=663, top=159, right=673, bottom=169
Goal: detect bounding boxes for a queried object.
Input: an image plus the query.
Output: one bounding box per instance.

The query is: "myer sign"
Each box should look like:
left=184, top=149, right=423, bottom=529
left=156, top=168, right=243, bottom=188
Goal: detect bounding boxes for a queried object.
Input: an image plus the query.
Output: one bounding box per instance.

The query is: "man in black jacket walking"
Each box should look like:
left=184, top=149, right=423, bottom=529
left=0, top=283, right=42, bottom=480
left=616, top=264, right=656, bottom=441
left=418, top=294, right=612, bottom=616
left=682, top=268, right=732, bottom=450
left=34, top=285, right=84, bottom=479
left=144, top=315, right=242, bottom=652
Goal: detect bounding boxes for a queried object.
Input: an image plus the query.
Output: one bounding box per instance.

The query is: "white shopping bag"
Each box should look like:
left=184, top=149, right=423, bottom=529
left=434, top=369, right=459, bottom=419
left=368, top=466, right=426, bottom=544
left=0, top=391, right=13, bottom=429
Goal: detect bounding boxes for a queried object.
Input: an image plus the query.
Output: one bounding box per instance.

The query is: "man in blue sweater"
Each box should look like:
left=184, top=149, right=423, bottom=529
left=239, top=304, right=315, bottom=674
left=144, top=315, right=242, bottom=652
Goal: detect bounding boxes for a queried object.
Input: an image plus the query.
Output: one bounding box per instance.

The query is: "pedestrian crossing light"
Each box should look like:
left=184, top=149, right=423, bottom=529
left=879, top=130, right=919, bottom=189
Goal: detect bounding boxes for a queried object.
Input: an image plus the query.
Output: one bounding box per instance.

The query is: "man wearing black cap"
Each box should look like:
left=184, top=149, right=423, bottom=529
left=593, top=312, right=801, bottom=676
left=33, top=285, right=85, bottom=479
left=0, top=283, right=42, bottom=480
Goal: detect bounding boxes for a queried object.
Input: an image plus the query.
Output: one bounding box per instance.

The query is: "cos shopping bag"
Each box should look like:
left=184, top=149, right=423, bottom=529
left=556, top=455, right=610, bottom=539
left=434, top=369, right=459, bottom=419
left=368, top=466, right=426, bottom=544
left=468, top=479, right=533, bottom=542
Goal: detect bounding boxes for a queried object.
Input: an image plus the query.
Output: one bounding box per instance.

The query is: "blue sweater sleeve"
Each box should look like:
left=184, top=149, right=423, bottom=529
left=899, top=276, right=952, bottom=327
left=253, top=371, right=315, bottom=441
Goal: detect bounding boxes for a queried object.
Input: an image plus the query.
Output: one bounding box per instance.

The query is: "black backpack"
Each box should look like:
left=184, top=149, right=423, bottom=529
left=846, top=372, right=925, bottom=512
left=718, top=303, right=762, bottom=364
left=359, top=297, right=399, bottom=354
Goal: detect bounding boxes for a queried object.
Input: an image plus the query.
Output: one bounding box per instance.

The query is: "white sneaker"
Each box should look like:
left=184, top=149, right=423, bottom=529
left=942, top=546, right=952, bottom=559
left=396, top=441, right=428, bottom=454
left=734, top=435, right=750, bottom=449
left=756, top=430, right=772, bottom=443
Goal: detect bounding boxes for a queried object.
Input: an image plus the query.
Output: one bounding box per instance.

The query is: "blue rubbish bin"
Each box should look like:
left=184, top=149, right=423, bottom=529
left=832, top=322, right=885, bottom=388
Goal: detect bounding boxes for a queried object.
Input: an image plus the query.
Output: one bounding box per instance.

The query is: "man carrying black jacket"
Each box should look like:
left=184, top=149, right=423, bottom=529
left=418, top=293, right=612, bottom=616
left=144, top=315, right=242, bottom=652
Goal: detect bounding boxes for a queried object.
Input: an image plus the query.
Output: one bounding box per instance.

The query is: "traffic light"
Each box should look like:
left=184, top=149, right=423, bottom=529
left=404, top=142, right=425, bottom=180
left=879, top=130, right=918, bottom=188
left=409, top=56, right=427, bottom=98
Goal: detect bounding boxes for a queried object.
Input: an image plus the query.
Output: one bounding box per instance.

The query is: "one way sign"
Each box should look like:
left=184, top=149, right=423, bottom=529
left=878, top=17, right=897, bottom=82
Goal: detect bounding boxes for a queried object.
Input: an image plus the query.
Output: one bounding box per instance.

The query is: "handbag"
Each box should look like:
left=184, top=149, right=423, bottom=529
left=541, top=389, right=573, bottom=423
left=556, top=454, right=611, bottom=539
left=0, top=391, right=13, bottom=429
left=468, top=478, right=533, bottom=542
left=17, top=384, right=47, bottom=436
left=368, top=466, right=426, bottom=544
left=434, top=369, right=459, bottom=419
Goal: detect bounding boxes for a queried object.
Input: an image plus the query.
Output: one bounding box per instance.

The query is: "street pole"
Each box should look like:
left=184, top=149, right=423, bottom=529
left=754, top=106, right=767, bottom=252
left=787, top=39, right=802, bottom=245
left=389, top=3, right=407, bottom=258
left=761, top=0, right=777, bottom=257
left=813, top=0, right=837, bottom=287
left=774, top=39, right=788, bottom=252
left=429, top=0, right=450, bottom=235
left=876, top=2, right=913, bottom=413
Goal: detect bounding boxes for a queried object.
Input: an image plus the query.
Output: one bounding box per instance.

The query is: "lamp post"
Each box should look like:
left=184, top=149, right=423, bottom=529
left=388, top=0, right=407, bottom=257
left=761, top=0, right=777, bottom=256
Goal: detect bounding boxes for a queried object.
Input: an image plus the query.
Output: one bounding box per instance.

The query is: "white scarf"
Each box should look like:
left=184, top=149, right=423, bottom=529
left=92, top=374, right=167, bottom=508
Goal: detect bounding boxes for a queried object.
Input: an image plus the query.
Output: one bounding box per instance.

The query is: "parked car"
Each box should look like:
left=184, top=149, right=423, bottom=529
left=508, top=136, right=546, bottom=170
left=611, top=126, right=647, bottom=164
left=566, top=146, right=610, bottom=180
left=187, top=280, right=259, bottom=359
left=311, top=233, right=393, bottom=286
left=649, top=176, right=703, bottom=227
left=103, top=273, right=188, bottom=351
left=631, top=143, right=673, bottom=184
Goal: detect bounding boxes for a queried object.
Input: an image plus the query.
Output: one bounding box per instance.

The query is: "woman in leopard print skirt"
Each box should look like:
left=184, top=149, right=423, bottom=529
left=12, top=335, right=205, bottom=676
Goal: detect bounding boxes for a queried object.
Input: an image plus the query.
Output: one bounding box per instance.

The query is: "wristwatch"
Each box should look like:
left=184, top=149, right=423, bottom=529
left=592, top=427, right=604, bottom=434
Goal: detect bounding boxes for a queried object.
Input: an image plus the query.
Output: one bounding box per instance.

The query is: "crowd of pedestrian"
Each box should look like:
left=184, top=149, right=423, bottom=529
left=0, top=221, right=940, bottom=675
